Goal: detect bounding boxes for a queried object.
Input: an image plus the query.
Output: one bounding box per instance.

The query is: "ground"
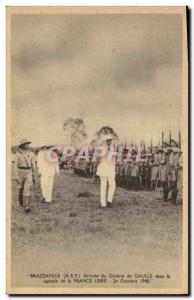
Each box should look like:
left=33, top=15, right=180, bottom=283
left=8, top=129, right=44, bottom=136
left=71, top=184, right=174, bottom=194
left=11, top=169, right=183, bottom=289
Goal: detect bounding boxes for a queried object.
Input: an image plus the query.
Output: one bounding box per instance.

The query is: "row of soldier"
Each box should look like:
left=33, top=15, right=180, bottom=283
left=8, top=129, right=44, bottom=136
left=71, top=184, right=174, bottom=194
left=65, top=141, right=182, bottom=205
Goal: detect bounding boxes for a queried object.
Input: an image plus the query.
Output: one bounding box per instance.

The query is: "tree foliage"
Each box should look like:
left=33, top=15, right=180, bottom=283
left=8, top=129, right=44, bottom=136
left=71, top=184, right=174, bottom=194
left=94, top=126, right=118, bottom=142
left=64, top=118, right=87, bottom=146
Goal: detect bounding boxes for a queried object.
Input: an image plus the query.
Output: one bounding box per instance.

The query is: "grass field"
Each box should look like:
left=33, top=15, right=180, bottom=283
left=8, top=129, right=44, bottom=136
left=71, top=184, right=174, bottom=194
left=11, top=169, right=183, bottom=289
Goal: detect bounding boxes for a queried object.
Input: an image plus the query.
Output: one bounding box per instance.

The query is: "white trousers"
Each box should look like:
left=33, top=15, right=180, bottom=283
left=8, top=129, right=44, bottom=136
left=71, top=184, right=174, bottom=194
left=99, top=176, right=116, bottom=207
left=40, top=175, right=54, bottom=202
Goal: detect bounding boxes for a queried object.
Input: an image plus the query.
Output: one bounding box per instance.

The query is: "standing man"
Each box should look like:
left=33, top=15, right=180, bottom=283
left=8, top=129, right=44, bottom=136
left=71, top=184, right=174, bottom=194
left=14, top=139, right=36, bottom=213
left=160, top=160, right=169, bottom=202
left=168, top=163, right=179, bottom=205
left=151, top=161, right=159, bottom=191
left=96, top=135, right=116, bottom=208
left=37, top=145, right=59, bottom=203
left=131, top=161, right=139, bottom=191
left=115, top=161, right=120, bottom=187
left=126, top=160, right=132, bottom=190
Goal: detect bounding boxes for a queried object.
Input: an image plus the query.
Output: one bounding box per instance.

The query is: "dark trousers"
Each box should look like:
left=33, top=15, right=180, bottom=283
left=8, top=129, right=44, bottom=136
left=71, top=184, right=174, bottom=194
left=169, top=181, right=178, bottom=204
left=151, top=180, right=158, bottom=191
left=161, top=181, right=169, bottom=202
left=145, top=178, right=151, bottom=190
left=131, top=176, right=138, bottom=191
left=120, top=175, right=125, bottom=188
left=126, top=175, right=131, bottom=190
left=116, top=174, right=120, bottom=187
left=139, top=176, right=146, bottom=189
left=19, top=187, right=24, bottom=207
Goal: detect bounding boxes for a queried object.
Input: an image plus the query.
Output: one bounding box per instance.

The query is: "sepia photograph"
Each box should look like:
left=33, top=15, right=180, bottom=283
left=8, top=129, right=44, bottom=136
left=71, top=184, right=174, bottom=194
left=6, top=6, right=188, bottom=294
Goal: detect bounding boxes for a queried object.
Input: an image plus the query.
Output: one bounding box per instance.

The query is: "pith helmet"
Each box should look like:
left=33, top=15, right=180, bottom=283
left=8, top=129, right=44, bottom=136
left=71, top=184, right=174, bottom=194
left=103, top=134, right=114, bottom=141
left=19, top=139, right=31, bottom=147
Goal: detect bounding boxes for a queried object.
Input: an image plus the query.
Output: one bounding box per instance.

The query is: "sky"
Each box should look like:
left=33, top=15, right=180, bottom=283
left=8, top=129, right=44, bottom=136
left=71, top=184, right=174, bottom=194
left=11, top=13, right=183, bottom=147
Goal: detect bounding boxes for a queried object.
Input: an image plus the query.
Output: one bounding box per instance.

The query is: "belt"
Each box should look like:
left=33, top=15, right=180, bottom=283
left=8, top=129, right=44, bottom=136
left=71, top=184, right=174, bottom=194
left=18, top=167, right=32, bottom=170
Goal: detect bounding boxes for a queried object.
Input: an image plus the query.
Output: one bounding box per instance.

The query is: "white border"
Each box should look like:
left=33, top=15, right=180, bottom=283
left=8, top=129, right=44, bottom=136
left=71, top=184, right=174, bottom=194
left=0, top=1, right=191, bottom=300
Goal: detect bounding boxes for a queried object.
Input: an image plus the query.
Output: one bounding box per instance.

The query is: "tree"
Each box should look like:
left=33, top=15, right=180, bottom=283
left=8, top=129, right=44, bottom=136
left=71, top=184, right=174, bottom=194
left=63, top=118, right=87, bottom=146
left=94, top=126, right=118, bottom=144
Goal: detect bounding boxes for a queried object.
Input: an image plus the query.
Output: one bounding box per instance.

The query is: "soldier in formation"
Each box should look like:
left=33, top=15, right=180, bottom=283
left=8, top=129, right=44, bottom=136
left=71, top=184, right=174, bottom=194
left=71, top=141, right=182, bottom=204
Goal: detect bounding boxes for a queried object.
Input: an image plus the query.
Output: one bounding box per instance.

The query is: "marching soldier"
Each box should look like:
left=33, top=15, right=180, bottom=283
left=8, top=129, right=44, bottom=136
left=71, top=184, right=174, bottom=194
left=14, top=139, right=36, bottom=213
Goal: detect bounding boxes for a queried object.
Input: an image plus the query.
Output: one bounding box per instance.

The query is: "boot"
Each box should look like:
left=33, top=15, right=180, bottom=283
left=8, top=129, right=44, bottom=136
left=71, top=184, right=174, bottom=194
left=107, top=202, right=112, bottom=208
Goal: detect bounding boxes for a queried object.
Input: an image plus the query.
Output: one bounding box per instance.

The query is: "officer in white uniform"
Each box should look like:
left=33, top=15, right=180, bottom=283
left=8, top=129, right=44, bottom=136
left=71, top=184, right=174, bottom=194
left=37, top=145, right=59, bottom=203
left=96, top=135, right=116, bottom=208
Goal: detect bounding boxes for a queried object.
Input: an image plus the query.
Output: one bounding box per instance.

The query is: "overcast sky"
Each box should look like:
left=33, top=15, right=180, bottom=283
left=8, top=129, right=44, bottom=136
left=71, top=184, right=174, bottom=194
left=11, top=13, right=183, bottom=147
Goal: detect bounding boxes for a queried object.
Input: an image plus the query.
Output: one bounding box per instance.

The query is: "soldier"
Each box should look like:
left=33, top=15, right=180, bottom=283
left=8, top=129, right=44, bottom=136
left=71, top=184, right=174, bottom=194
left=96, top=135, right=116, bottom=208
left=151, top=161, right=159, bottom=191
left=119, top=160, right=125, bottom=188
left=74, top=160, right=78, bottom=175
left=115, top=161, right=120, bottom=187
left=14, top=139, right=36, bottom=213
left=177, top=150, right=183, bottom=199
left=94, top=162, right=100, bottom=183
left=126, top=160, right=132, bottom=190
left=139, top=160, right=146, bottom=190
left=123, top=160, right=129, bottom=189
left=145, top=154, right=152, bottom=190
left=131, top=160, right=139, bottom=191
left=37, top=145, right=59, bottom=203
left=160, top=160, right=169, bottom=202
left=158, top=148, right=164, bottom=188
left=168, top=163, right=178, bottom=205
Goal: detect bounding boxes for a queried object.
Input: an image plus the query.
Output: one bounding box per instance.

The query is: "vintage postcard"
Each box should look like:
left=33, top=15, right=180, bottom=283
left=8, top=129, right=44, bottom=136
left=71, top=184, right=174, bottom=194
left=6, top=6, right=188, bottom=294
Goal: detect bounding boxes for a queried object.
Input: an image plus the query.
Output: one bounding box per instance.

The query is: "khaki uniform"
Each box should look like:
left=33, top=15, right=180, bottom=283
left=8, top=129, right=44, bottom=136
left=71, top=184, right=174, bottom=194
left=160, top=164, right=169, bottom=201
left=14, top=149, right=36, bottom=209
left=131, top=163, right=139, bottom=191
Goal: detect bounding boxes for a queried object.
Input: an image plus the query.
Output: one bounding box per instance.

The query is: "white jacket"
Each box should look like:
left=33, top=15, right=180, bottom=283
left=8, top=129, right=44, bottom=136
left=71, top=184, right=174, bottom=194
left=96, top=143, right=116, bottom=178
left=37, top=150, right=59, bottom=177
